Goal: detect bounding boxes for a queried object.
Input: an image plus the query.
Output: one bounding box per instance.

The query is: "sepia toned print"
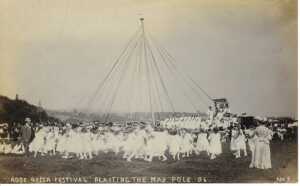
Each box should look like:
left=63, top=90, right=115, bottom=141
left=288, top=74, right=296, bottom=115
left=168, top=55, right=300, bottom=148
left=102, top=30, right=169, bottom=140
left=0, top=0, right=297, bottom=183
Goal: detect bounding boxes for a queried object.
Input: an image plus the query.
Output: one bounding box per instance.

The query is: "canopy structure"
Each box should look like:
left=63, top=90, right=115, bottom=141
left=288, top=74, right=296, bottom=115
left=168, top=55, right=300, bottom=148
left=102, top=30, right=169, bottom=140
left=81, top=18, right=214, bottom=124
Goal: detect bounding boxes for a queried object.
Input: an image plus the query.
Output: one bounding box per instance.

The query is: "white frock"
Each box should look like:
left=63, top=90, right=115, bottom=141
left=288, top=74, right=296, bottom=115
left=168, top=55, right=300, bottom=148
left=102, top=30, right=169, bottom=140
left=208, top=132, right=222, bottom=155
left=168, top=134, right=181, bottom=156
left=145, top=131, right=168, bottom=157
left=235, top=130, right=247, bottom=150
left=56, top=133, right=67, bottom=153
left=196, top=133, right=209, bottom=152
left=29, top=128, right=46, bottom=153
left=64, top=129, right=76, bottom=153
left=181, top=133, right=194, bottom=154
left=44, top=132, right=56, bottom=153
left=251, top=126, right=273, bottom=169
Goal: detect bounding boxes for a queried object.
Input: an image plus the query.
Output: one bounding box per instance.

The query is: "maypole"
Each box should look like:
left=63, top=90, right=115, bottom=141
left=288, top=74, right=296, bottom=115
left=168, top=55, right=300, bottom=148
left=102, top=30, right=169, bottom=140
left=140, top=17, right=155, bottom=125
left=81, top=18, right=214, bottom=124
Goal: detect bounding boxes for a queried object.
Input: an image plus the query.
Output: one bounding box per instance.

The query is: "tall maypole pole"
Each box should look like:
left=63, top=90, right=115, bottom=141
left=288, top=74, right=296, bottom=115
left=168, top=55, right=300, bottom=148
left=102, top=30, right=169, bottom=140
left=140, top=18, right=155, bottom=125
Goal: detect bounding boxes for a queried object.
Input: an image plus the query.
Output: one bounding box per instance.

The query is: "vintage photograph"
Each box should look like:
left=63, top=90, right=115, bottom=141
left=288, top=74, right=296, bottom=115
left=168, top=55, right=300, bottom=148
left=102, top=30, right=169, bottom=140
left=0, top=0, right=298, bottom=183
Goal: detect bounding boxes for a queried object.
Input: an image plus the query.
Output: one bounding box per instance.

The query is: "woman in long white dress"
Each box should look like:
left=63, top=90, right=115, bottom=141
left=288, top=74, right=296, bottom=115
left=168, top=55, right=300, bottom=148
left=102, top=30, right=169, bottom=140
left=250, top=122, right=273, bottom=169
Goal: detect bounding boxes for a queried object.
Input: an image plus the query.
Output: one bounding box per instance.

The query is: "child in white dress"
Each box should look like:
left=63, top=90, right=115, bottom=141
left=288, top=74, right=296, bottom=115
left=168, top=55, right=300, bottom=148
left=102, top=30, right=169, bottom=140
left=235, top=129, right=247, bottom=158
left=0, top=141, right=12, bottom=154
left=29, top=127, right=47, bottom=157
left=144, top=130, right=168, bottom=162
left=44, top=128, right=56, bottom=156
left=168, top=131, right=182, bottom=160
left=123, top=128, right=144, bottom=162
left=231, top=127, right=247, bottom=158
left=196, top=129, right=209, bottom=155
left=181, top=131, right=194, bottom=158
left=208, top=128, right=222, bottom=160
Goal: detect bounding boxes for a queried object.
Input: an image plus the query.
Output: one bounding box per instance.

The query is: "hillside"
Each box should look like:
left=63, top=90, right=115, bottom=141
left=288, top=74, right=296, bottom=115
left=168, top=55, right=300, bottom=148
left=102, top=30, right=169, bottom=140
left=0, top=95, right=58, bottom=124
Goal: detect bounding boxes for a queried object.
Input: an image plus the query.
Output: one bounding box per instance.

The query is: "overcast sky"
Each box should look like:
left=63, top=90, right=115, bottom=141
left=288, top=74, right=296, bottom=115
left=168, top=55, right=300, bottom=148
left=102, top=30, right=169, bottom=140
left=0, top=0, right=297, bottom=117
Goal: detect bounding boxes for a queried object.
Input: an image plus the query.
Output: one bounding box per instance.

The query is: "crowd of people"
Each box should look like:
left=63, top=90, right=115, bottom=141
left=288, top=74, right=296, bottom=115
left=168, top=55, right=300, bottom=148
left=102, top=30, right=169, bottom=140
left=0, top=105, right=297, bottom=170
left=1, top=121, right=222, bottom=162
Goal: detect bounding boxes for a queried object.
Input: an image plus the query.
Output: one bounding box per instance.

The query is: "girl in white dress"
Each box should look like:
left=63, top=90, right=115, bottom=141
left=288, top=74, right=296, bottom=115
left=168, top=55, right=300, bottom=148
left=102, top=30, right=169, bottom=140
left=144, top=130, right=168, bottom=162
left=56, top=127, right=67, bottom=155
left=168, top=130, right=181, bottom=160
left=94, top=131, right=106, bottom=155
left=53, top=127, right=60, bottom=155
left=135, top=128, right=148, bottom=160
left=29, top=127, right=47, bottom=157
left=123, top=128, right=144, bottom=162
left=231, top=127, right=247, bottom=158
left=181, top=130, right=194, bottom=158
left=44, top=128, right=56, bottom=156
left=81, top=128, right=93, bottom=159
left=196, top=129, right=209, bottom=155
left=107, top=130, right=119, bottom=154
left=62, top=127, right=75, bottom=159
left=118, top=132, right=127, bottom=155
left=113, top=131, right=124, bottom=155
left=208, top=128, right=222, bottom=159
left=121, top=131, right=131, bottom=159
left=11, top=143, right=24, bottom=154
left=235, top=128, right=247, bottom=158
left=89, top=130, right=97, bottom=156
left=75, top=127, right=86, bottom=159
left=0, top=141, right=12, bottom=154
left=66, top=128, right=78, bottom=157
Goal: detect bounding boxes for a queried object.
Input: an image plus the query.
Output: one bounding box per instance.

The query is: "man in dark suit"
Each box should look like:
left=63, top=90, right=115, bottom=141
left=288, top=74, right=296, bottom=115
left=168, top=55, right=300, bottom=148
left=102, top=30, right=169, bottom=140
left=20, top=117, right=33, bottom=155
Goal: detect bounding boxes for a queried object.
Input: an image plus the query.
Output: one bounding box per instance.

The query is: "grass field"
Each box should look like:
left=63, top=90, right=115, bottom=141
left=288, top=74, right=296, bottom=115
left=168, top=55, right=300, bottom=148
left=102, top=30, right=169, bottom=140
left=0, top=140, right=297, bottom=183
